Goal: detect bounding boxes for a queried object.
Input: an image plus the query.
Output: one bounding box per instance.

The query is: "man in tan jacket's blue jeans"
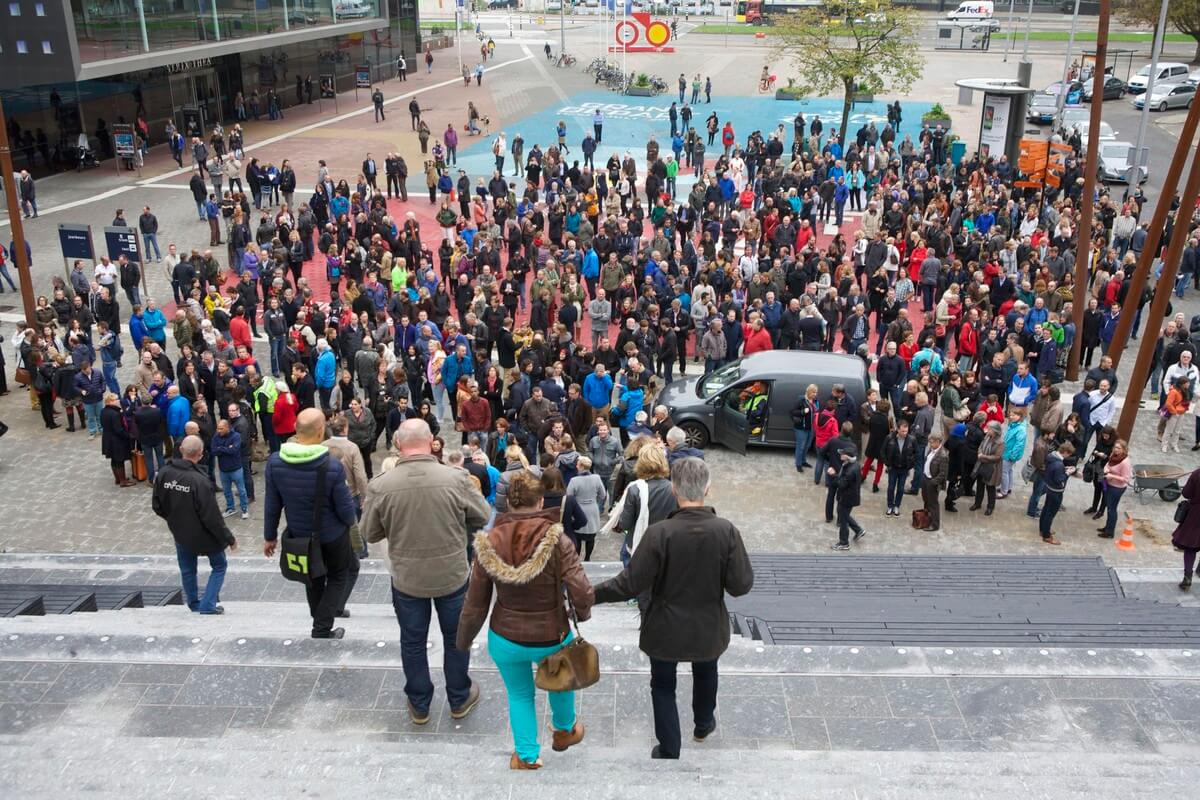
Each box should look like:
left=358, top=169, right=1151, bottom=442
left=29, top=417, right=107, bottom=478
left=361, top=419, right=490, bottom=725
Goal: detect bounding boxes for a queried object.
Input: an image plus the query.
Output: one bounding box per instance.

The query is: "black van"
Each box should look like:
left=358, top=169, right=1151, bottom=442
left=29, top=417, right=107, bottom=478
left=658, top=351, right=871, bottom=453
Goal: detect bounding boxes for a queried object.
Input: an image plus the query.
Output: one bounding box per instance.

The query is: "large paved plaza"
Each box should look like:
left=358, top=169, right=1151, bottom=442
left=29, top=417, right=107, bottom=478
left=1, top=12, right=1199, bottom=796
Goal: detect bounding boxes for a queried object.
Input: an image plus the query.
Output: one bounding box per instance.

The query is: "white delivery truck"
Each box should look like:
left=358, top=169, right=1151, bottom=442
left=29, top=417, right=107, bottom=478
left=946, top=1, right=995, bottom=21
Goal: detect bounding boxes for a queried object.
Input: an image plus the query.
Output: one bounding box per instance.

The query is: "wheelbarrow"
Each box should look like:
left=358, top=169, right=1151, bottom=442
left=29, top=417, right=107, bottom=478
left=1131, top=464, right=1188, bottom=504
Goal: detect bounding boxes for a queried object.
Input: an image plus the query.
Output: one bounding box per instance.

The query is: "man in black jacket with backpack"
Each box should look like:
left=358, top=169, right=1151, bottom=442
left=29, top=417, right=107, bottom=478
left=152, top=435, right=237, bottom=614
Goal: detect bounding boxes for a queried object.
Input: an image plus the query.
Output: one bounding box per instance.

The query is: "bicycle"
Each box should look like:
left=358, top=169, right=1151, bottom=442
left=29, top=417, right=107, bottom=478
left=556, top=52, right=577, bottom=67
left=649, top=75, right=668, bottom=95
left=759, top=74, right=777, bottom=93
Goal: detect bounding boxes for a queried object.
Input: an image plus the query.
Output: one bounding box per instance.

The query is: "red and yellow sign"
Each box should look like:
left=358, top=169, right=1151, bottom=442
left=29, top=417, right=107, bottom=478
left=610, top=12, right=675, bottom=53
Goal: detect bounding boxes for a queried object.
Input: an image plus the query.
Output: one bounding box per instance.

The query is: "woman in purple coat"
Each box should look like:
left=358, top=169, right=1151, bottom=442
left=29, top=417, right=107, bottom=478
left=1173, top=466, right=1200, bottom=591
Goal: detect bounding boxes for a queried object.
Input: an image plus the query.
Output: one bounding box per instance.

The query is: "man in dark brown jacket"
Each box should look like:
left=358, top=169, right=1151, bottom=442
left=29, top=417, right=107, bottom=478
left=593, top=457, right=754, bottom=760
left=920, top=432, right=949, bottom=531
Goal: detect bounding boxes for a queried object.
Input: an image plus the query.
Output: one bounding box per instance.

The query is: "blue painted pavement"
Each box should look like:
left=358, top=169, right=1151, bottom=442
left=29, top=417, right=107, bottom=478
left=451, top=91, right=934, bottom=188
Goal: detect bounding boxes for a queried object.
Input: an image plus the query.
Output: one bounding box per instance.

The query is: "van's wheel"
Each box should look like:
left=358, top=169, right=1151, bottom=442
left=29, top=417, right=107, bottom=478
left=679, top=421, right=710, bottom=449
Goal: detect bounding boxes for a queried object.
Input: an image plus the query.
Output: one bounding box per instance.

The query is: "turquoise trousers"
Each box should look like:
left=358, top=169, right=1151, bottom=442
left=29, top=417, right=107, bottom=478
left=488, top=628, right=577, bottom=762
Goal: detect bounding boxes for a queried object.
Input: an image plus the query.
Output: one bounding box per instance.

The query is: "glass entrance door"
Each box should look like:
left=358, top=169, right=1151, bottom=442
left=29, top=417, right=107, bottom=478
left=170, top=70, right=223, bottom=136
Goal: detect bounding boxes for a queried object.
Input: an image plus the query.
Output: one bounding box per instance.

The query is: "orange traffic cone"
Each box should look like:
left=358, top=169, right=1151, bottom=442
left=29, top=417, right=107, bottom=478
left=1116, top=514, right=1136, bottom=551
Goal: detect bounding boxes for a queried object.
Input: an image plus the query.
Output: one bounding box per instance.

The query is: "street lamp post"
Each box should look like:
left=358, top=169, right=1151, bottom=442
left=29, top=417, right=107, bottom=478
left=1130, top=0, right=1169, bottom=188
left=1054, top=0, right=1082, bottom=130
left=0, top=99, right=37, bottom=326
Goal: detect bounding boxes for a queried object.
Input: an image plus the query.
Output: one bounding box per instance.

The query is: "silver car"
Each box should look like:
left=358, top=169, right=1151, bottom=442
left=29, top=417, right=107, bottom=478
left=1096, top=141, right=1148, bottom=184
left=1132, top=82, right=1196, bottom=112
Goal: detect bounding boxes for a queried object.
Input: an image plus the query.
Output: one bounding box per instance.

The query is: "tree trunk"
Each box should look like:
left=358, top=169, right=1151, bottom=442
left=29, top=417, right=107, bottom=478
left=839, top=79, right=854, bottom=146
left=1193, top=35, right=1200, bottom=64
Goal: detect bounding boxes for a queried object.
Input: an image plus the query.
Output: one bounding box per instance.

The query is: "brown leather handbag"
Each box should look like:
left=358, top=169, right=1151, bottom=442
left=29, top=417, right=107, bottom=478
left=534, top=551, right=599, bottom=693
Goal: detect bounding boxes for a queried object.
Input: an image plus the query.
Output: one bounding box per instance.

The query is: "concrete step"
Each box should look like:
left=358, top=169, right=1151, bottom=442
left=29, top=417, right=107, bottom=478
left=4, top=732, right=1197, bottom=799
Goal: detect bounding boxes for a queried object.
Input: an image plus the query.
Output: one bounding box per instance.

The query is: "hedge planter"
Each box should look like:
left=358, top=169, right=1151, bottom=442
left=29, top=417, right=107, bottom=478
left=626, top=86, right=655, bottom=97
left=922, top=115, right=952, bottom=130
left=775, top=90, right=804, bottom=101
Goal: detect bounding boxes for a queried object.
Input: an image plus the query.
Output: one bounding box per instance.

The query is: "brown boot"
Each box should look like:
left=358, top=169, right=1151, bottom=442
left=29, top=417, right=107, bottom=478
left=552, top=721, right=585, bottom=752
left=116, top=465, right=135, bottom=487
left=509, top=752, right=542, bottom=770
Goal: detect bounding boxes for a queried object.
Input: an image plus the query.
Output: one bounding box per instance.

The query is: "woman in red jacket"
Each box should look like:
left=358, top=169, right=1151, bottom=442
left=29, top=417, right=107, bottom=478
left=272, top=382, right=299, bottom=440
left=811, top=399, right=841, bottom=486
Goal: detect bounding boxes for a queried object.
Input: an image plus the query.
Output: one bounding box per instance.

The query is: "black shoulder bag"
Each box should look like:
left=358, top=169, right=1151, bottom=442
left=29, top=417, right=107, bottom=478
left=279, top=463, right=329, bottom=585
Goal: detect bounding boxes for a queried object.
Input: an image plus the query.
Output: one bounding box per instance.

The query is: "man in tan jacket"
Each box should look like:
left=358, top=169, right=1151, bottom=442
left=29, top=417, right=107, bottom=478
left=324, top=414, right=369, bottom=558
left=361, top=419, right=490, bottom=725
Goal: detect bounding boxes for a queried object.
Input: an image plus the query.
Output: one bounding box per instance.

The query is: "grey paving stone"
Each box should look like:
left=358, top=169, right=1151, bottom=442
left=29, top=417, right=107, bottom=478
left=1048, top=678, right=1155, bottom=700
left=1061, top=699, right=1160, bottom=753
left=120, top=663, right=195, bottom=685
left=949, top=678, right=1057, bottom=719
left=0, top=662, right=34, bottom=681
left=121, top=705, right=236, bottom=738
left=22, top=662, right=66, bottom=683
left=1148, top=680, right=1200, bottom=722
left=788, top=716, right=831, bottom=750
left=786, top=693, right=892, bottom=719
left=40, top=663, right=128, bottom=704
left=105, top=683, right=149, bottom=706
left=928, top=717, right=974, bottom=742
left=1127, top=698, right=1190, bottom=744
left=716, top=696, right=791, bottom=739
left=312, top=668, right=385, bottom=708
left=228, top=706, right=272, bottom=729
left=335, top=708, right=416, bottom=733
left=716, top=674, right=784, bottom=695
left=882, top=677, right=962, bottom=718
left=0, top=703, right=66, bottom=734
left=825, top=717, right=939, bottom=751
left=814, top=676, right=886, bottom=696
left=139, top=684, right=182, bottom=705
left=175, top=665, right=284, bottom=708
left=0, top=682, right=49, bottom=703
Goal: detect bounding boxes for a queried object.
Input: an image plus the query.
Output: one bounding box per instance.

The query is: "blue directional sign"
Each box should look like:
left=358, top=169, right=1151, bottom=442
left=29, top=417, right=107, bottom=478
left=103, top=226, right=140, bottom=262
left=58, top=224, right=94, bottom=261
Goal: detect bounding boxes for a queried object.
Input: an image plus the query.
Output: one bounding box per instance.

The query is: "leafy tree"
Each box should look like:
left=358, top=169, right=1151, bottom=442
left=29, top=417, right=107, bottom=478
left=772, top=0, right=924, bottom=144
left=1117, top=0, right=1200, bottom=62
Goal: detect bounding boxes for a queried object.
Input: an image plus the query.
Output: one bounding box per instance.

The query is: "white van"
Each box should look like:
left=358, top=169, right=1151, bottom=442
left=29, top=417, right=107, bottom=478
left=946, top=0, right=994, bottom=21
left=1128, top=62, right=1190, bottom=94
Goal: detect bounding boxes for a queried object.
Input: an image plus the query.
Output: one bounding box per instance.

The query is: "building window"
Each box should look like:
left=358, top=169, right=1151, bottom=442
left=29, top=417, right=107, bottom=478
left=41, top=40, right=52, bottom=54
left=9, top=2, right=20, bottom=15
left=35, top=1, right=44, bottom=13
left=15, top=39, right=27, bottom=53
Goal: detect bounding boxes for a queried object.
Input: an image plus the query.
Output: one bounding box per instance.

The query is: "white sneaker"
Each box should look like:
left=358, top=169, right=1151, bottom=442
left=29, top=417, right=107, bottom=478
left=240, top=511, right=249, bottom=519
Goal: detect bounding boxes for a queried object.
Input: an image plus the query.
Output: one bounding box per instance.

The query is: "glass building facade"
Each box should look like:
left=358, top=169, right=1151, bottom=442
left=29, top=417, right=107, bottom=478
left=1, top=0, right=419, bottom=173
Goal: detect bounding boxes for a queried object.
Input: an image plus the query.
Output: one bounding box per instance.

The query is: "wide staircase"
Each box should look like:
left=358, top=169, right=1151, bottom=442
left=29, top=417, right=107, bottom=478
left=727, top=554, right=1200, bottom=648
left=0, top=553, right=1198, bottom=798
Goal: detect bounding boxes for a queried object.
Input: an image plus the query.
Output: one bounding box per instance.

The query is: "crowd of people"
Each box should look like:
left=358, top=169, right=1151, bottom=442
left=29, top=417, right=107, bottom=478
left=11, top=91, right=1200, bottom=544
left=6, top=59, right=1200, bottom=767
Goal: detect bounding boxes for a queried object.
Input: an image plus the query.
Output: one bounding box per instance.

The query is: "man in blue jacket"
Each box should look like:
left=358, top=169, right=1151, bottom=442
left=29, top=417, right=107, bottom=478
left=264, top=408, right=359, bottom=639
left=314, top=339, right=337, bottom=410
left=583, top=363, right=614, bottom=416
left=165, top=385, right=192, bottom=448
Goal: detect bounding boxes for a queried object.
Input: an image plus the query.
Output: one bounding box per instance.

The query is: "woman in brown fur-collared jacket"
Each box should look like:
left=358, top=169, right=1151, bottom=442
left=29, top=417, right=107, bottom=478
left=456, top=470, right=595, bottom=771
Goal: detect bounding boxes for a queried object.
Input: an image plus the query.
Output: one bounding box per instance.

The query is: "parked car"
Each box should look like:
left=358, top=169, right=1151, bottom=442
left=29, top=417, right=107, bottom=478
left=1127, top=62, right=1190, bottom=93
left=1132, top=82, right=1196, bottom=112
left=1097, top=140, right=1148, bottom=184
left=1073, top=120, right=1116, bottom=152
left=1027, top=93, right=1064, bottom=124
left=658, top=351, right=870, bottom=453
left=488, top=0, right=518, bottom=8
left=1084, top=75, right=1126, bottom=101
left=1044, top=80, right=1085, bottom=104
left=334, top=0, right=374, bottom=17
